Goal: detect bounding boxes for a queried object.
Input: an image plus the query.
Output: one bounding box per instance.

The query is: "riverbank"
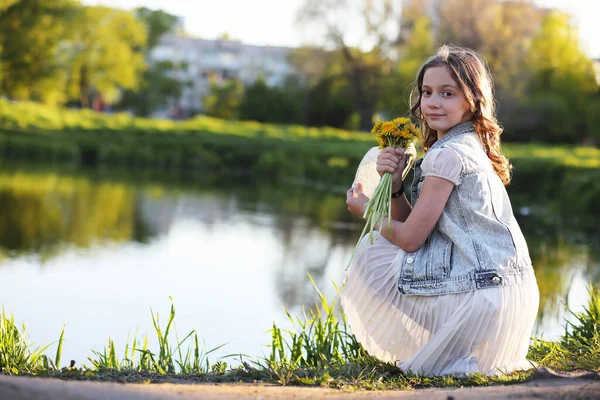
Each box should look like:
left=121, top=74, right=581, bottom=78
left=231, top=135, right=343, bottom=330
left=1, top=99, right=600, bottom=193
left=1, top=283, right=599, bottom=392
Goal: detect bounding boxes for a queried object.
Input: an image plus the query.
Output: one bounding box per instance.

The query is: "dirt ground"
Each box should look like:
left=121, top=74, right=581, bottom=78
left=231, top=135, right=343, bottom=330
left=1, top=370, right=600, bottom=400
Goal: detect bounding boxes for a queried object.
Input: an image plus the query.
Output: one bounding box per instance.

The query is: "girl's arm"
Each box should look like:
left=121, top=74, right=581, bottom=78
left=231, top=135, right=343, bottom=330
left=390, top=190, right=412, bottom=222
left=379, top=176, right=454, bottom=252
left=347, top=176, right=454, bottom=252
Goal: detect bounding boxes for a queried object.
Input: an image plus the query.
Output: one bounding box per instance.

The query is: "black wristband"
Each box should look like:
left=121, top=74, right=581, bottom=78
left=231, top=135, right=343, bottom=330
left=391, top=183, right=405, bottom=198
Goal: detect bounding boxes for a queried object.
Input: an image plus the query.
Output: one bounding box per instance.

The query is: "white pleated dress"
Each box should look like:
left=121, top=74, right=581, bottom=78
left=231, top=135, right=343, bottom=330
left=341, top=147, right=539, bottom=377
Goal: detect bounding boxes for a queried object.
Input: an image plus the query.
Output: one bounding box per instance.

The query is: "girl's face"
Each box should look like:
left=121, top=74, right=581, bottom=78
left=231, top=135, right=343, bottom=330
left=420, top=66, right=472, bottom=138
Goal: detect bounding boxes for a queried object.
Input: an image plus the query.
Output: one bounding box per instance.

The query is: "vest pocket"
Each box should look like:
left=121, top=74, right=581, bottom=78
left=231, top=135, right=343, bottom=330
left=426, top=231, right=453, bottom=280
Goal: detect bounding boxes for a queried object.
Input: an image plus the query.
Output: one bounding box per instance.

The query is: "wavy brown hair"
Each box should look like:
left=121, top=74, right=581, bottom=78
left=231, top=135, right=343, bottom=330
left=409, top=45, right=512, bottom=185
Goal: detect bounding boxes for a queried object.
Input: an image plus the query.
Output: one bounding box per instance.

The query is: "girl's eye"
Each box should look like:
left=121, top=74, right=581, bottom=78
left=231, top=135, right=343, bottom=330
left=443, top=91, right=454, bottom=97
left=422, top=90, right=432, bottom=96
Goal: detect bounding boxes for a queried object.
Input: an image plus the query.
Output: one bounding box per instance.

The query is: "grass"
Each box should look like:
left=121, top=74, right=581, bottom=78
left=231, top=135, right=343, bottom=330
left=1, top=279, right=599, bottom=390
left=503, top=142, right=600, bottom=169
left=87, top=297, right=229, bottom=375
left=0, top=307, right=64, bottom=374
left=528, top=283, right=600, bottom=371
left=0, top=99, right=375, bottom=194
left=0, top=98, right=368, bottom=142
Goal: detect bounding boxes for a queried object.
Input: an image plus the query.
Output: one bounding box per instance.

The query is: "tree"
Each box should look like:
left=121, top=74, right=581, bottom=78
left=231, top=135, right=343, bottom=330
left=62, top=6, right=147, bottom=107
left=436, top=0, right=495, bottom=51
left=478, top=1, right=543, bottom=91
left=115, top=7, right=186, bottom=116
left=296, top=0, right=402, bottom=131
left=0, top=0, right=78, bottom=104
left=134, top=7, right=179, bottom=49
left=288, top=46, right=334, bottom=88
left=305, top=75, right=354, bottom=128
left=435, top=0, right=543, bottom=90
left=524, top=11, right=598, bottom=142
left=238, top=79, right=305, bottom=124
left=116, top=61, right=187, bottom=117
left=203, top=78, right=244, bottom=119
left=0, top=0, right=18, bottom=11
left=380, top=15, right=434, bottom=117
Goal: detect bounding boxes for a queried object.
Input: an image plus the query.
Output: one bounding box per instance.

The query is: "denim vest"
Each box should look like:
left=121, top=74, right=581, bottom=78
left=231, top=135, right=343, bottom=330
left=398, top=121, right=534, bottom=296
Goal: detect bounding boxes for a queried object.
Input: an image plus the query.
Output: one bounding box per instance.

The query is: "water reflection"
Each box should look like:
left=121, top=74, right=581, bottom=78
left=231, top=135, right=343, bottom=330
left=0, top=172, right=154, bottom=260
left=0, top=166, right=598, bottom=363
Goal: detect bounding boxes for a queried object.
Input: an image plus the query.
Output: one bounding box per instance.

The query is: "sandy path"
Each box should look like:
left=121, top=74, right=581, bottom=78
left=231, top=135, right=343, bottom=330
left=1, top=373, right=600, bottom=400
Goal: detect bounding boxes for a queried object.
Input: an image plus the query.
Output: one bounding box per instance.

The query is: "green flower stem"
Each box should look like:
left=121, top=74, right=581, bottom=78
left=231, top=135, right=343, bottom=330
left=346, top=171, right=394, bottom=270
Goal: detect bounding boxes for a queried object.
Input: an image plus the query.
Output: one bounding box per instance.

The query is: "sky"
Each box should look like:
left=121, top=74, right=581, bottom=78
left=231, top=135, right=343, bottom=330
left=82, top=0, right=600, bottom=59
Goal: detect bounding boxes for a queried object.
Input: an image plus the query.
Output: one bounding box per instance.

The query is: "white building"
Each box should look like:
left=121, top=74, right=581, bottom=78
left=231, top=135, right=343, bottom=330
left=150, top=34, right=297, bottom=115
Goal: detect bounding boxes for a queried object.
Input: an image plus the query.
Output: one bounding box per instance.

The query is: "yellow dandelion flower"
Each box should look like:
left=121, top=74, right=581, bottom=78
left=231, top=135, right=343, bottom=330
left=371, top=121, right=383, bottom=135
left=370, top=117, right=420, bottom=149
left=381, top=121, right=395, bottom=134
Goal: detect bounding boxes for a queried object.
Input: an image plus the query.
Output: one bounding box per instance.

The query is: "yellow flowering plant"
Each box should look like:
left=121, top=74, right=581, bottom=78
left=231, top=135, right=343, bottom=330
left=347, top=117, right=421, bottom=269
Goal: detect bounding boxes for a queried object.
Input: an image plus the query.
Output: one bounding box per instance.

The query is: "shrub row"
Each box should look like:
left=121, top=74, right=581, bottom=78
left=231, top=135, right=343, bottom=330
left=1, top=99, right=599, bottom=216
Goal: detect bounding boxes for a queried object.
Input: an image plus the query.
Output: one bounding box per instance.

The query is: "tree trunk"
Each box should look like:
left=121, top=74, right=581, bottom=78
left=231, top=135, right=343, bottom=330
left=340, top=45, right=377, bottom=131
left=79, top=65, right=89, bottom=108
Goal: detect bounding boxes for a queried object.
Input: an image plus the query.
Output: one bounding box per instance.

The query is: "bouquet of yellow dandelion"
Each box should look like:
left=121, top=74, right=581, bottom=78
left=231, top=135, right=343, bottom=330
left=347, top=117, right=420, bottom=269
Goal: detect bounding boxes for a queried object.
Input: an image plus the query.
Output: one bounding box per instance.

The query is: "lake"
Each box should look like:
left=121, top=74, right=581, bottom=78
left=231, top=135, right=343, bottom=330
left=0, top=163, right=598, bottom=368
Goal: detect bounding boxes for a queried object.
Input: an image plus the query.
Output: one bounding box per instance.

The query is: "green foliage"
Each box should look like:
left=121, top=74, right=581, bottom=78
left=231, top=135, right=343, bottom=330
left=380, top=15, right=434, bottom=117
left=116, top=61, right=187, bottom=117
left=0, top=0, right=19, bottom=12
left=523, top=11, right=598, bottom=143
left=114, top=8, right=184, bottom=116
left=305, top=76, right=355, bottom=128
left=1, top=98, right=600, bottom=202
left=238, top=79, right=304, bottom=125
left=0, top=0, right=78, bottom=104
left=0, top=100, right=599, bottom=241
left=134, top=7, right=179, bottom=49
left=0, top=2, right=148, bottom=107
left=296, top=0, right=400, bottom=130
left=238, top=69, right=356, bottom=129
left=435, top=0, right=541, bottom=87
left=1, top=0, right=597, bottom=141
left=63, top=6, right=147, bottom=106
left=294, top=0, right=596, bottom=142
left=398, top=15, right=434, bottom=80
left=203, top=78, right=244, bottom=119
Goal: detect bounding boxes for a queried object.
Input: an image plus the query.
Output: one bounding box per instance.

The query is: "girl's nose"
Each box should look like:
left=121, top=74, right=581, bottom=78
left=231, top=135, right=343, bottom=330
left=427, top=98, right=441, bottom=108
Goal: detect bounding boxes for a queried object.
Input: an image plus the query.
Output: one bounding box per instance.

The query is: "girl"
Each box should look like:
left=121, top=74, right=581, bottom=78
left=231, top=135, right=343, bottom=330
left=343, top=45, right=539, bottom=377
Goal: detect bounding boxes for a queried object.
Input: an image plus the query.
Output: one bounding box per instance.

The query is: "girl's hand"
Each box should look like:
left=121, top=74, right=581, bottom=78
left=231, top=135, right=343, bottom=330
left=377, top=147, right=407, bottom=192
left=346, top=183, right=369, bottom=218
